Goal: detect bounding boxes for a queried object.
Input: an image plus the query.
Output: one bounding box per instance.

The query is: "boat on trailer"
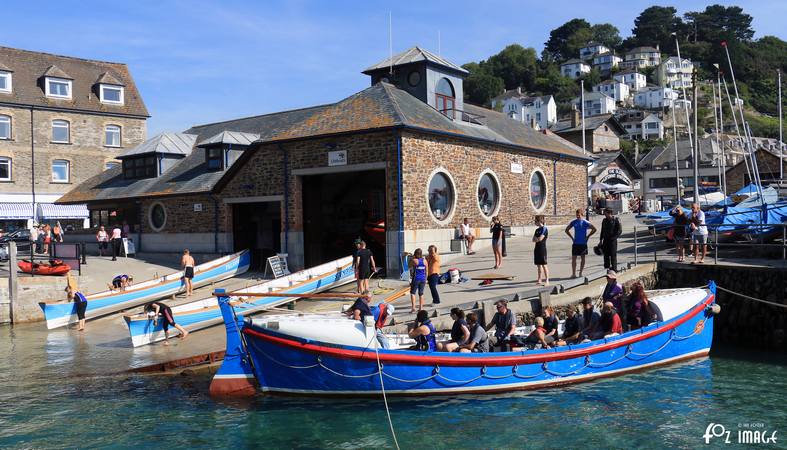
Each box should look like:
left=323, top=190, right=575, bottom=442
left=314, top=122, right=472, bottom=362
left=38, top=250, right=251, bottom=329
left=210, top=284, right=720, bottom=396
left=123, top=256, right=355, bottom=347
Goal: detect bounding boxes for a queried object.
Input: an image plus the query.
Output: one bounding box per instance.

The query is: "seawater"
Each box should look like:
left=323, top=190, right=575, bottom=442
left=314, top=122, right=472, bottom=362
left=1, top=325, right=786, bottom=449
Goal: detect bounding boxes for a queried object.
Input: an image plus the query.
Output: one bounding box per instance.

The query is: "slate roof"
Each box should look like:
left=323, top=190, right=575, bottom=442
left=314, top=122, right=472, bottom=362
left=561, top=58, right=586, bottom=65
left=119, top=133, right=197, bottom=158
left=58, top=83, right=588, bottom=204
left=589, top=151, right=642, bottom=179
left=363, top=46, right=468, bottom=75
left=552, top=113, right=626, bottom=135
left=0, top=46, right=148, bottom=117
left=491, top=89, right=552, bottom=105
left=627, top=46, right=660, bottom=54
left=636, top=136, right=720, bottom=169
left=196, top=130, right=260, bottom=147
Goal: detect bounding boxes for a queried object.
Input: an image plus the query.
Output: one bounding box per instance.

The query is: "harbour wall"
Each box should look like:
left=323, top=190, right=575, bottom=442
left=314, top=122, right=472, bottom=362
left=0, top=275, right=90, bottom=324
left=656, top=262, right=787, bottom=352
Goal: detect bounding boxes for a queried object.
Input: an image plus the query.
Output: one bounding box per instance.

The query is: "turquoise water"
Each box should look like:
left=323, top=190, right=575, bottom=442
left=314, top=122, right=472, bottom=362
left=1, top=323, right=786, bottom=449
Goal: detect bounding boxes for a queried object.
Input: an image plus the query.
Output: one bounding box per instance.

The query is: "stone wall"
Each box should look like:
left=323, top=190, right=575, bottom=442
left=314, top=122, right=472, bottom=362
left=0, top=105, right=146, bottom=197
left=139, top=194, right=230, bottom=234
left=11, top=275, right=89, bottom=323
left=590, top=127, right=621, bottom=153
left=0, top=278, right=9, bottom=324
left=657, top=262, right=787, bottom=351
left=725, top=148, right=787, bottom=194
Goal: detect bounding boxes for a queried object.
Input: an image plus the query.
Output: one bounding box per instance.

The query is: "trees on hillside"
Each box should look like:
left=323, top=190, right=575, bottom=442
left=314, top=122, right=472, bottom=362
left=626, top=6, right=683, bottom=53
left=542, top=19, right=621, bottom=61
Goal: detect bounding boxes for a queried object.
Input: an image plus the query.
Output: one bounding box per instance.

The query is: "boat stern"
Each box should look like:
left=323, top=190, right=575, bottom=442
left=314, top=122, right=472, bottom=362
left=209, top=289, right=257, bottom=397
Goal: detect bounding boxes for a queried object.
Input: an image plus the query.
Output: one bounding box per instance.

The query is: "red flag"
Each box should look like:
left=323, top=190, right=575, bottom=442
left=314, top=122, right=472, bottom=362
left=721, top=40, right=727, bottom=47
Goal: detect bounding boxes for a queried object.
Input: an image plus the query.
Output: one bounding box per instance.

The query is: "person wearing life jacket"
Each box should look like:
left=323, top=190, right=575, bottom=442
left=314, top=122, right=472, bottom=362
left=408, top=248, right=427, bottom=313
left=408, top=309, right=436, bottom=352
left=525, top=316, right=553, bottom=349
left=109, top=274, right=133, bottom=292
left=66, top=286, right=88, bottom=331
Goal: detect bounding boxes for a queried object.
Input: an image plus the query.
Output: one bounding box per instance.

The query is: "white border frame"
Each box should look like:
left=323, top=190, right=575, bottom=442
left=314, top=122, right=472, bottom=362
left=51, top=159, right=70, bottom=183
left=45, top=77, right=72, bottom=99
left=0, top=114, right=10, bottom=140
left=51, top=119, right=70, bottom=143
left=100, top=84, right=125, bottom=105
left=425, top=167, right=457, bottom=226
left=0, top=71, right=11, bottom=94
left=476, top=168, right=502, bottom=220
left=0, top=157, right=12, bottom=181
left=148, top=201, right=168, bottom=232
left=105, top=124, right=122, bottom=147
left=529, top=167, right=548, bottom=212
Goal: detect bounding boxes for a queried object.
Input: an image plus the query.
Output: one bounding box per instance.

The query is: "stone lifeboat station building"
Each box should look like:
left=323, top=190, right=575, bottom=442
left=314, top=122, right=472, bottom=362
left=59, top=47, right=590, bottom=274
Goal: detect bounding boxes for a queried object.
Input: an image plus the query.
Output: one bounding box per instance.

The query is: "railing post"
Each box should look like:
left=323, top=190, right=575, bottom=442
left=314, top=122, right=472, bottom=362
left=634, top=225, right=638, bottom=266
left=80, top=243, right=87, bottom=265
left=783, top=225, right=786, bottom=260
left=653, top=232, right=657, bottom=264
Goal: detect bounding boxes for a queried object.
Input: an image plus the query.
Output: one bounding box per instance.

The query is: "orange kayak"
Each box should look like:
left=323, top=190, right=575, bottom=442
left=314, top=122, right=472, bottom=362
left=18, top=259, right=70, bottom=276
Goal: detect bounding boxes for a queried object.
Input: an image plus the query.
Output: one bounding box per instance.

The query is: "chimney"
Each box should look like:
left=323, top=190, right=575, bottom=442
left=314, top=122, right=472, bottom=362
left=530, top=117, right=537, bottom=129
left=517, top=86, right=522, bottom=95
left=571, top=106, right=581, bottom=128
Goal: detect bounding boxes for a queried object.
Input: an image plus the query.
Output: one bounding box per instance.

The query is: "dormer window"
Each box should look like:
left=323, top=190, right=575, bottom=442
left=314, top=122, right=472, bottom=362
left=100, top=84, right=124, bottom=105
left=45, top=77, right=72, bottom=99
left=0, top=71, right=11, bottom=93
left=206, top=147, right=224, bottom=171
left=435, top=78, right=455, bottom=119
left=122, top=155, right=157, bottom=179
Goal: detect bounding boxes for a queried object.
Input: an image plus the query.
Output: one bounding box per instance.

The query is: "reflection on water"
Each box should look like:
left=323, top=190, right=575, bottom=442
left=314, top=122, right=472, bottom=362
left=1, top=322, right=786, bottom=449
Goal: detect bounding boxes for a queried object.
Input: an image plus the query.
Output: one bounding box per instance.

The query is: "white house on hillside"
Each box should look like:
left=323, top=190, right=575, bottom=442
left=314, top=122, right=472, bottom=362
left=592, top=52, right=622, bottom=74
left=573, top=91, right=617, bottom=116
left=580, top=42, right=611, bottom=61
left=491, top=88, right=557, bottom=129
left=617, top=110, right=663, bottom=140
left=561, top=59, right=591, bottom=79
left=658, top=56, right=694, bottom=89
left=593, top=80, right=630, bottom=103
left=634, top=86, right=678, bottom=109
left=620, top=46, right=661, bottom=69
left=613, top=70, right=647, bottom=92
left=641, top=113, right=664, bottom=140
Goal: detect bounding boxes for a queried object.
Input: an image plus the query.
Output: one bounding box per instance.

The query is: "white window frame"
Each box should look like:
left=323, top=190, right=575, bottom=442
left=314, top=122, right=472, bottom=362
left=51, top=120, right=70, bottom=143
left=529, top=167, right=549, bottom=212
left=105, top=124, right=121, bottom=147
left=425, top=167, right=457, bottom=226
left=51, top=159, right=70, bottom=183
left=99, top=84, right=124, bottom=105
left=0, top=71, right=11, bottom=93
left=45, top=77, right=72, bottom=99
left=0, top=157, right=11, bottom=181
left=0, top=115, right=10, bottom=140
left=476, top=169, right=502, bottom=220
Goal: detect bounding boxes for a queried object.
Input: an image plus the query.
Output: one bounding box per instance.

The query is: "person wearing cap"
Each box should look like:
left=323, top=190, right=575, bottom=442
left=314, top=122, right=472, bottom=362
left=485, top=299, right=516, bottom=351
left=598, top=208, right=622, bottom=271
left=602, top=269, right=624, bottom=314
left=353, top=240, right=376, bottom=294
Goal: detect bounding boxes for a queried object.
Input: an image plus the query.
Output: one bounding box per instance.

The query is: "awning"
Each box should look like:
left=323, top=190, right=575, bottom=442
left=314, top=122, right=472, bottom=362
left=38, top=203, right=89, bottom=219
left=0, top=203, right=34, bottom=219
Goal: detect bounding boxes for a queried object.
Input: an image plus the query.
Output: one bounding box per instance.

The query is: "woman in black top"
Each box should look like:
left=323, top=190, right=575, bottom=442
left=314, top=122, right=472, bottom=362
left=490, top=216, right=504, bottom=269
left=669, top=206, right=689, bottom=262
left=532, top=215, right=549, bottom=285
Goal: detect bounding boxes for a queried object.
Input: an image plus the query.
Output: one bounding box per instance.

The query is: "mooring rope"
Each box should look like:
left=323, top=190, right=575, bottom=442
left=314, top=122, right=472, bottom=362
left=374, top=342, right=400, bottom=450
left=715, top=285, right=787, bottom=309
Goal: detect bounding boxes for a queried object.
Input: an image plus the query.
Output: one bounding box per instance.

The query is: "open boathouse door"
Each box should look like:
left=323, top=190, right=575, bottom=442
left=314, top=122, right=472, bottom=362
left=301, top=168, right=386, bottom=269
left=232, top=200, right=281, bottom=270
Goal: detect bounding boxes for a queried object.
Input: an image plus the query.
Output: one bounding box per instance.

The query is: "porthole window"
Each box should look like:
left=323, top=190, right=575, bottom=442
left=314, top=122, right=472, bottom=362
left=426, top=169, right=455, bottom=223
left=148, top=202, right=167, bottom=232
left=477, top=170, right=500, bottom=218
left=530, top=169, right=547, bottom=211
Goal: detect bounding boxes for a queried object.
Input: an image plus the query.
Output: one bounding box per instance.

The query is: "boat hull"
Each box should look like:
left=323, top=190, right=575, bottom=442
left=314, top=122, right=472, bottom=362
left=230, top=291, right=715, bottom=396
left=39, top=250, right=251, bottom=329
left=125, top=257, right=355, bottom=347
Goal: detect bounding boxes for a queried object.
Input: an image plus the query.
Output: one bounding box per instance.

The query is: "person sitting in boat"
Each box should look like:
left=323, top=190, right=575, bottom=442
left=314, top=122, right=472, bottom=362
left=580, top=297, right=600, bottom=341
left=436, top=308, right=470, bottom=352
left=525, top=316, right=553, bottom=349
left=66, top=286, right=88, bottom=332
left=602, top=270, right=624, bottom=313
left=541, top=306, right=559, bottom=342
left=109, top=274, right=133, bottom=292
left=408, top=309, right=436, bottom=352
left=458, top=313, right=489, bottom=353
left=347, top=291, right=373, bottom=321
left=486, top=299, right=516, bottom=351
left=370, top=302, right=394, bottom=349
left=558, top=306, right=584, bottom=345
left=626, top=282, right=655, bottom=330
left=592, top=302, right=623, bottom=340
left=144, top=301, right=189, bottom=345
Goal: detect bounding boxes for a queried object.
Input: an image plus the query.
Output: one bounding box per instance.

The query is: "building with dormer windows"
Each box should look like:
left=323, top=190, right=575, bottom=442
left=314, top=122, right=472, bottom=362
left=0, top=46, right=148, bottom=230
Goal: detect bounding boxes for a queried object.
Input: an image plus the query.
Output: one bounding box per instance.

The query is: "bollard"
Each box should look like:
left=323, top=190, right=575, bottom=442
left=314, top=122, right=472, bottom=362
left=81, top=243, right=87, bottom=265
left=634, top=225, right=638, bottom=266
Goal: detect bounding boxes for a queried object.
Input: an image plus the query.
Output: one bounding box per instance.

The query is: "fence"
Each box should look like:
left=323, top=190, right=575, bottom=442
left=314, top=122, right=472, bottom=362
left=11, top=241, right=84, bottom=276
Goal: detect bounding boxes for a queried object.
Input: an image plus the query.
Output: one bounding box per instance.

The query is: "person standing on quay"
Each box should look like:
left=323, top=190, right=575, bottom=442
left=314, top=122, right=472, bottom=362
left=565, top=209, right=596, bottom=278
left=96, top=226, right=109, bottom=257
left=66, top=286, right=88, bottom=332
left=669, top=206, right=689, bottom=262
left=426, top=245, right=441, bottom=305
left=690, top=203, right=708, bottom=264
left=599, top=208, right=622, bottom=271
left=181, top=249, right=196, bottom=297
left=110, top=224, right=122, bottom=261
left=490, top=216, right=504, bottom=269
left=533, top=215, right=549, bottom=286
left=354, top=240, right=376, bottom=294
left=408, top=248, right=427, bottom=313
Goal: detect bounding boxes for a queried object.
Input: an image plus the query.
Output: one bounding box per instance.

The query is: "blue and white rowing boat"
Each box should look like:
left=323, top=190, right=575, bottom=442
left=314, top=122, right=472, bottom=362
left=123, top=256, right=355, bottom=347
left=210, top=283, right=719, bottom=396
left=39, top=250, right=251, bottom=329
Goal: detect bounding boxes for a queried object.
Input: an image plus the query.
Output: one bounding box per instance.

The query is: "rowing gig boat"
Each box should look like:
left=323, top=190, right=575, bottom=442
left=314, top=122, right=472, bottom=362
left=38, top=249, right=251, bottom=329
left=123, top=256, right=355, bottom=347
left=210, top=283, right=720, bottom=396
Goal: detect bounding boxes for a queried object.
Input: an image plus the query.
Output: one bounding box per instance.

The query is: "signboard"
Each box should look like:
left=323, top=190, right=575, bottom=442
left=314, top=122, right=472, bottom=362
left=122, top=238, right=136, bottom=257
left=265, top=254, right=290, bottom=279
left=328, top=150, right=347, bottom=166
left=193, top=203, right=203, bottom=212
left=510, top=162, right=523, bottom=174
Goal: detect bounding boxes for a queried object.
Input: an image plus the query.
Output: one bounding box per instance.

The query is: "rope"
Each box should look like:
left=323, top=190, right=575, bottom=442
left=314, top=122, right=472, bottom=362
left=715, top=285, right=787, bottom=309
left=375, top=345, right=400, bottom=450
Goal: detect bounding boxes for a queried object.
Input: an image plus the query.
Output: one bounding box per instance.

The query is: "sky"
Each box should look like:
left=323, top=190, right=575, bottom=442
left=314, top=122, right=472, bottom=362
left=4, top=0, right=786, bottom=136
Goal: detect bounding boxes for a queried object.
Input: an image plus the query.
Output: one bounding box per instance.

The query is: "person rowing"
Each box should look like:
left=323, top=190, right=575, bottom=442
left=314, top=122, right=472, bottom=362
left=109, top=274, right=133, bottom=292
left=144, top=301, right=189, bottom=345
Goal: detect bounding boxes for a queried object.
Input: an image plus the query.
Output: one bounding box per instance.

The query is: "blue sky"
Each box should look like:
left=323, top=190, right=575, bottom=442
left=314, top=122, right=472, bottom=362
left=4, top=1, right=786, bottom=136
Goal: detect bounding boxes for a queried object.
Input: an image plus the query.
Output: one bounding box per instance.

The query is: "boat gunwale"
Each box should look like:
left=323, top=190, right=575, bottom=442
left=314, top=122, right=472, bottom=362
left=242, top=292, right=714, bottom=367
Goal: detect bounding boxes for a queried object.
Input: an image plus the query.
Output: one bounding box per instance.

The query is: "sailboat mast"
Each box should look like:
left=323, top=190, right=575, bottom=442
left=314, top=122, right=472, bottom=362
left=712, top=82, right=723, bottom=198
left=779, top=69, right=783, bottom=181
left=674, top=36, right=696, bottom=202
left=718, top=70, right=727, bottom=197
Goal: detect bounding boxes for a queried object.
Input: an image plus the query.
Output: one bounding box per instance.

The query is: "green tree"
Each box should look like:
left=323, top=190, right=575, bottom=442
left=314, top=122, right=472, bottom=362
left=686, top=5, right=754, bottom=44
left=591, top=23, right=622, bottom=50
left=629, top=6, right=684, bottom=53
left=462, top=62, right=504, bottom=107
left=543, top=18, right=592, bottom=61
left=483, top=44, right=539, bottom=91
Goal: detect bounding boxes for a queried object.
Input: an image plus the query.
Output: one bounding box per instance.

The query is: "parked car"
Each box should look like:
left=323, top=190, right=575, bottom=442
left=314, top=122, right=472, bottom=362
left=0, top=229, right=33, bottom=260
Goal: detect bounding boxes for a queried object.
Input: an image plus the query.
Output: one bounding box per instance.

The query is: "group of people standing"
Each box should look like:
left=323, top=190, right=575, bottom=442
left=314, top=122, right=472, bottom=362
left=95, top=223, right=127, bottom=260
left=669, top=203, right=708, bottom=264
left=29, top=222, right=64, bottom=254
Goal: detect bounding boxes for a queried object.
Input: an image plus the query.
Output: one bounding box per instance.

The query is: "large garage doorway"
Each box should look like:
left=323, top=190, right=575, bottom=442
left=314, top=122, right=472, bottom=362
left=302, top=169, right=386, bottom=269
left=232, top=201, right=281, bottom=270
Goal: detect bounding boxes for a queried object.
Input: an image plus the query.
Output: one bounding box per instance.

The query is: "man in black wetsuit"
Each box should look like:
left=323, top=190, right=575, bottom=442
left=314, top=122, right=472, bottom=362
left=598, top=208, right=622, bottom=271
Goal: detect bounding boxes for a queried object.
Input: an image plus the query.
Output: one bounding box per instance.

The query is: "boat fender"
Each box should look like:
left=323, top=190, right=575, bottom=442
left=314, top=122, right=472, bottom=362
left=707, top=304, right=721, bottom=315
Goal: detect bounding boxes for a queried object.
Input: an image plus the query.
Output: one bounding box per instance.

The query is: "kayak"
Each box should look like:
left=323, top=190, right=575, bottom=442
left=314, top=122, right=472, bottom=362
left=18, top=259, right=70, bottom=276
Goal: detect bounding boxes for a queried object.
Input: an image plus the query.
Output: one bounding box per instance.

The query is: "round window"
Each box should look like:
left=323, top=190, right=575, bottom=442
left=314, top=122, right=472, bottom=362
left=530, top=170, right=547, bottom=210
left=407, top=71, right=421, bottom=87
left=477, top=172, right=500, bottom=218
left=149, top=202, right=167, bottom=232
left=427, top=171, right=455, bottom=222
